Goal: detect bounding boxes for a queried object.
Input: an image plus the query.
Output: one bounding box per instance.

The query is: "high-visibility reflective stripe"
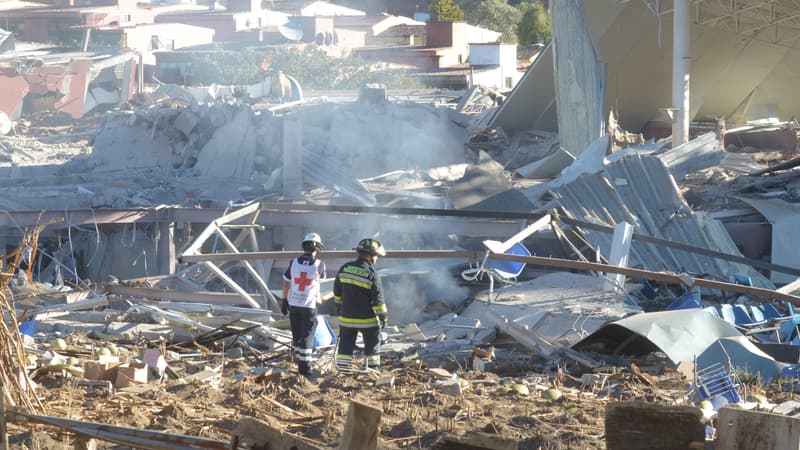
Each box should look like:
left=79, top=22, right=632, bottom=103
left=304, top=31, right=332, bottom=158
left=366, top=355, right=380, bottom=361
left=343, top=265, right=370, bottom=278
left=340, top=271, right=372, bottom=284
left=296, top=348, right=313, bottom=354
left=334, top=295, right=342, bottom=302
left=296, top=355, right=314, bottom=362
left=339, top=316, right=379, bottom=324
left=340, top=277, right=371, bottom=290
left=372, top=304, right=387, bottom=313
left=335, top=354, right=353, bottom=360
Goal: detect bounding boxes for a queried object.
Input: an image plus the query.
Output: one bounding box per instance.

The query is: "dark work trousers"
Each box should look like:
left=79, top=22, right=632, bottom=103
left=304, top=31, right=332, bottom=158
left=289, top=306, right=317, bottom=375
left=336, top=326, right=381, bottom=370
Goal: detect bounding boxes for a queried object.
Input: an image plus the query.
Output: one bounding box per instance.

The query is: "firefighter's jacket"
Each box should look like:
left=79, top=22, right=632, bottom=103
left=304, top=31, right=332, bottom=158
left=333, top=257, right=387, bottom=328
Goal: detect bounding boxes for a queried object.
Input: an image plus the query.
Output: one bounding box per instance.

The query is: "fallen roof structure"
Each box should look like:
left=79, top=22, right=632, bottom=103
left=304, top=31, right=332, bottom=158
left=573, top=309, right=742, bottom=364
left=552, top=154, right=774, bottom=289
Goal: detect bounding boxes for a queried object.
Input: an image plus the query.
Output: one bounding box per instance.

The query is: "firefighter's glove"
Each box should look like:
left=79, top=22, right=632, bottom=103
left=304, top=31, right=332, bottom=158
left=378, top=314, right=388, bottom=328
left=281, top=298, right=289, bottom=316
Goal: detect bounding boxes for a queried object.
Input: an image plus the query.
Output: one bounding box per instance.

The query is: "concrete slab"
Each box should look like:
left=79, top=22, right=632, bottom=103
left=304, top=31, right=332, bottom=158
left=461, top=272, right=641, bottom=348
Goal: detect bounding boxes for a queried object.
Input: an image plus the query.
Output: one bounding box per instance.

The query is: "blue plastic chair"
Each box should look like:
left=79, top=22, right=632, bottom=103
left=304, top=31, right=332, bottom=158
left=667, top=293, right=701, bottom=311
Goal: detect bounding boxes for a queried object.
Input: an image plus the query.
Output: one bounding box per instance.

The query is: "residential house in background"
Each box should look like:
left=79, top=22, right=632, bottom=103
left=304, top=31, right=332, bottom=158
left=154, top=0, right=288, bottom=42
left=94, top=22, right=214, bottom=80
left=333, top=13, right=424, bottom=46
left=265, top=0, right=364, bottom=17
left=0, top=0, right=200, bottom=43
left=353, top=21, right=519, bottom=90
left=355, top=21, right=500, bottom=69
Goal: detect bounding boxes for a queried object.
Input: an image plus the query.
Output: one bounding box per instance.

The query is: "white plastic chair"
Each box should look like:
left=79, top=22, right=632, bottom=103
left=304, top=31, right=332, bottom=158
left=461, top=215, right=550, bottom=299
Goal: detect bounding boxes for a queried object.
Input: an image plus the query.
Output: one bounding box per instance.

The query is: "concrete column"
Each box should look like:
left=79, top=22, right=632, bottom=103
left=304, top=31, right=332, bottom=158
left=157, top=221, right=176, bottom=275
left=672, top=0, right=691, bottom=147
left=282, top=117, right=303, bottom=200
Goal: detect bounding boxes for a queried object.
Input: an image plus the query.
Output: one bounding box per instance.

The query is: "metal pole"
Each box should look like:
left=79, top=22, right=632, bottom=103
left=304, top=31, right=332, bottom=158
left=672, top=0, right=691, bottom=147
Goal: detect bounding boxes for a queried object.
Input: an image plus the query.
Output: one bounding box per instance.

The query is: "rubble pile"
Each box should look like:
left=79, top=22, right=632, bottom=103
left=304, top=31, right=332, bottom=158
left=5, top=81, right=800, bottom=449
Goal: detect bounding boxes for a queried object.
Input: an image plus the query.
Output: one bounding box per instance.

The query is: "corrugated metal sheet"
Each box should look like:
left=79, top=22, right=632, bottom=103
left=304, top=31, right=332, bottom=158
left=553, top=154, right=774, bottom=289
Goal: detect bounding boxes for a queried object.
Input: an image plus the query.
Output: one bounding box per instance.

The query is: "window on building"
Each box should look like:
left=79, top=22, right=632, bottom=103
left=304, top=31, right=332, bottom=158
left=150, top=35, right=160, bottom=49
left=505, top=77, right=513, bottom=88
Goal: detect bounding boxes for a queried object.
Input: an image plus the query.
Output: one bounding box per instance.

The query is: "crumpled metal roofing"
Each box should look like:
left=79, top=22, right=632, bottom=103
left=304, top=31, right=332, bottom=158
left=552, top=154, right=774, bottom=289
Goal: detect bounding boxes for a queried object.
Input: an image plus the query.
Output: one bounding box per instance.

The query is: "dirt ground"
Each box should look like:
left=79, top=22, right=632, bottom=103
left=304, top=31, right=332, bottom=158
left=6, top=332, right=695, bottom=450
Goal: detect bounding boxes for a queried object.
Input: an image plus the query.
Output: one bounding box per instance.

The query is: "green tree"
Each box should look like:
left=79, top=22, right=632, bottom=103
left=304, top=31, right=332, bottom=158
left=191, top=48, right=265, bottom=85
left=267, top=46, right=420, bottom=90
left=429, top=0, right=464, bottom=22
left=459, top=0, right=521, bottom=43
left=516, top=1, right=551, bottom=45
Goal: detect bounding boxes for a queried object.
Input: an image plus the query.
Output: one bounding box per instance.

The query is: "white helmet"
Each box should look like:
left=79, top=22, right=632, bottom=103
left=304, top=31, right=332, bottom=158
left=302, top=232, right=324, bottom=249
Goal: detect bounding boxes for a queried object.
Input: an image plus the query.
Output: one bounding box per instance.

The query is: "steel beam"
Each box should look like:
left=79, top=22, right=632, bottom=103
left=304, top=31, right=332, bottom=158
left=179, top=250, right=481, bottom=264
left=488, top=253, right=800, bottom=304
left=0, top=206, right=527, bottom=238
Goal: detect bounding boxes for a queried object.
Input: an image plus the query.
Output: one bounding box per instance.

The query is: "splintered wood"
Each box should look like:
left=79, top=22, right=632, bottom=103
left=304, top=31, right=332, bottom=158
left=0, top=219, right=57, bottom=413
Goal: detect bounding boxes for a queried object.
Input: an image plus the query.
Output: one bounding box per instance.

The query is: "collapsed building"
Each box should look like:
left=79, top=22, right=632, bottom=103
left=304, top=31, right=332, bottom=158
left=3, top=0, right=800, bottom=449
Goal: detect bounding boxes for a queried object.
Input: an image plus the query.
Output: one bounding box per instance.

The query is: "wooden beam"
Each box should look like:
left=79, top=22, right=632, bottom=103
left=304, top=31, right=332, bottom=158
left=605, top=402, right=704, bottom=450
left=717, top=406, right=800, bottom=450
left=6, top=408, right=229, bottom=450
left=487, top=253, right=800, bottom=304
left=338, top=400, right=381, bottom=450
left=180, top=250, right=481, bottom=264
left=233, top=415, right=323, bottom=450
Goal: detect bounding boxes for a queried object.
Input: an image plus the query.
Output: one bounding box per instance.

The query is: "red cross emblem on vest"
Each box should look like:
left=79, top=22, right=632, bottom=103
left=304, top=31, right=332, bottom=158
left=294, top=271, right=314, bottom=292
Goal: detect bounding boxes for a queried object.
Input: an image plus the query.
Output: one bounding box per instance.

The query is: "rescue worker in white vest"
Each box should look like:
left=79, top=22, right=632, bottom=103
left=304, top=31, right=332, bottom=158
left=281, top=232, right=326, bottom=378
left=333, top=238, right=388, bottom=372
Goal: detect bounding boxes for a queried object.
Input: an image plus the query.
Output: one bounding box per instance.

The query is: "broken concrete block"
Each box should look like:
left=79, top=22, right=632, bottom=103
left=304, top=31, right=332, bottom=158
left=472, top=357, right=489, bottom=372
left=375, top=375, right=395, bottom=388
left=717, top=407, right=800, bottom=450
left=142, top=348, right=167, bottom=376
left=403, top=323, right=427, bottom=341
left=429, top=368, right=453, bottom=380
left=439, top=379, right=464, bottom=396
left=581, top=373, right=606, bottom=387
left=173, top=110, right=199, bottom=136
left=773, top=400, right=800, bottom=416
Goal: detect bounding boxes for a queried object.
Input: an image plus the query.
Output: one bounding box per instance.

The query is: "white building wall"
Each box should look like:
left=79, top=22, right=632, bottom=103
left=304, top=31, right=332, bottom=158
left=300, top=1, right=365, bottom=16
left=124, top=23, right=215, bottom=65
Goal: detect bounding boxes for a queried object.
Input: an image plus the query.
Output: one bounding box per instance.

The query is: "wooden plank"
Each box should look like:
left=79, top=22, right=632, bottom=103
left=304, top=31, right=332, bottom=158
left=605, top=402, right=704, bottom=450
left=717, top=406, right=800, bottom=450
left=487, top=253, right=800, bottom=304
left=234, top=415, right=323, bottom=450
left=7, top=408, right=229, bottom=449
left=338, top=400, right=381, bottom=450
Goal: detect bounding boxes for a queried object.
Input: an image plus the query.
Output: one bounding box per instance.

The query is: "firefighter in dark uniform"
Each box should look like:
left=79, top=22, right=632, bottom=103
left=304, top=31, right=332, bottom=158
left=333, top=238, right=388, bottom=372
left=281, top=232, right=326, bottom=378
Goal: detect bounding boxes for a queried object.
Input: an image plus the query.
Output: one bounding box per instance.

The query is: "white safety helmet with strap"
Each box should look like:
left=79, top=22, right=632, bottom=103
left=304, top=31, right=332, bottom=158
left=302, top=232, right=324, bottom=251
